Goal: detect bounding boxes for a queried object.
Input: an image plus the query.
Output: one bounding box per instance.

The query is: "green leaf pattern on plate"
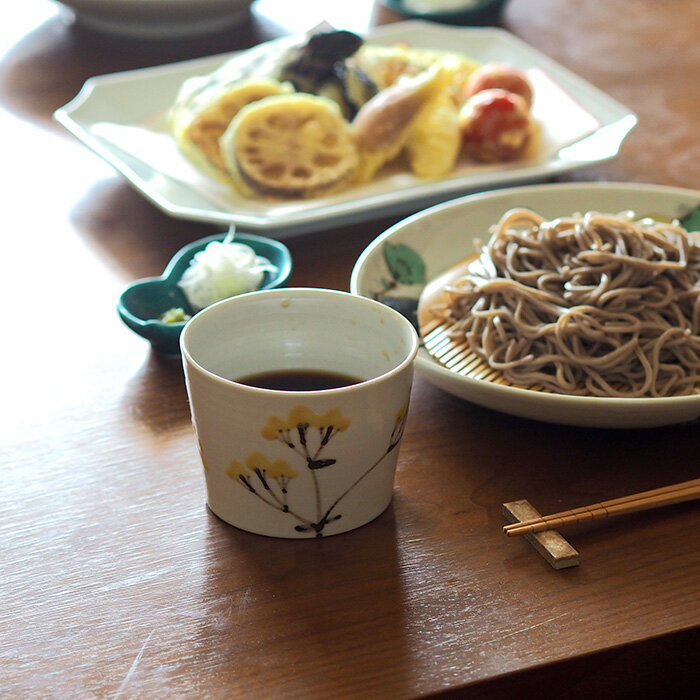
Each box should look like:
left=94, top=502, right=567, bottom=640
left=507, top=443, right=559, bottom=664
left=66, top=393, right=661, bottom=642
left=383, top=242, right=426, bottom=286
left=680, top=205, right=700, bottom=232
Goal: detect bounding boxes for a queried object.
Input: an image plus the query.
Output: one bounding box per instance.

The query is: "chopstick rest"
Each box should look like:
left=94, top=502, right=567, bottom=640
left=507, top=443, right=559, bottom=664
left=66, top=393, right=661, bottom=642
left=504, top=478, right=700, bottom=537
left=502, top=500, right=579, bottom=570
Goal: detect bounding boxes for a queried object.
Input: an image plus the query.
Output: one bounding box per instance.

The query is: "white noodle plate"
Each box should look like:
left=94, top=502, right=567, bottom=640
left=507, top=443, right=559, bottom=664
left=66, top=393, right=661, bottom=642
left=350, top=182, right=700, bottom=428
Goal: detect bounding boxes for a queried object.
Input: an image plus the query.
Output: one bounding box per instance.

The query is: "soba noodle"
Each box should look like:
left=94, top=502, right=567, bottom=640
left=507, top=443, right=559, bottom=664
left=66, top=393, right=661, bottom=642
left=436, top=208, right=700, bottom=397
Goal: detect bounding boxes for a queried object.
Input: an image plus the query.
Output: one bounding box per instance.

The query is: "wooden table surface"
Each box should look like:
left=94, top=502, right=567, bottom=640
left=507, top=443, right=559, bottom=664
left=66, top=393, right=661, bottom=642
left=2, top=1, right=699, bottom=697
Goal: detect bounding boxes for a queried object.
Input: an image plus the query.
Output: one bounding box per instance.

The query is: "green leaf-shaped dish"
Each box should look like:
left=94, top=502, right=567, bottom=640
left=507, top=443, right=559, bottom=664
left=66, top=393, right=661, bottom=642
left=118, top=232, right=292, bottom=356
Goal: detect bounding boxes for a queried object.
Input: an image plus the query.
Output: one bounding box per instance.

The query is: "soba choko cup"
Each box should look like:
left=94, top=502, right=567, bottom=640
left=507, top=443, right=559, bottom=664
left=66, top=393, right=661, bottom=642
left=180, top=287, right=419, bottom=538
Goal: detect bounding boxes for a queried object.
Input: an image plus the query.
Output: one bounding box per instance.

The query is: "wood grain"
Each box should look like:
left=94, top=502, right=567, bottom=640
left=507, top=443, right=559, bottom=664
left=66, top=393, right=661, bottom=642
left=2, top=1, right=700, bottom=697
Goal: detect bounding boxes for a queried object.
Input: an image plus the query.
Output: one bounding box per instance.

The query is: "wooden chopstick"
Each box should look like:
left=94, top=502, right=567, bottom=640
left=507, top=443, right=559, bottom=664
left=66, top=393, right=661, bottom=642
left=503, top=478, right=700, bottom=537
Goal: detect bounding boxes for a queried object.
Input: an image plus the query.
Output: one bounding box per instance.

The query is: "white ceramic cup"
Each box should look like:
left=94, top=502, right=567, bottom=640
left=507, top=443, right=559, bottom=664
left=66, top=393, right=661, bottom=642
left=180, top=288, right=419, bottom=538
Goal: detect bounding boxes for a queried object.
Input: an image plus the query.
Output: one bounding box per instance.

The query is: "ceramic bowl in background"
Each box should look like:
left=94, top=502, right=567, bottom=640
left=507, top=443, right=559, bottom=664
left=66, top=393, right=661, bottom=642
left=118, top=231, right=292, bottom=356
left=381, top=0, right=507, bottom=25
left=54, top=0, right=254, bottom=40
left=54, top=21, right=635, bottom=235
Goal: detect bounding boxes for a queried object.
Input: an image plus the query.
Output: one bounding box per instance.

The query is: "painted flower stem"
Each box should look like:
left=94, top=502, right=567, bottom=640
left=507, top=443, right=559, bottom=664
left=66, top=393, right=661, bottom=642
left=238, top=474, right=313, bottom=528
left=226, top=404, right=407, bottom=536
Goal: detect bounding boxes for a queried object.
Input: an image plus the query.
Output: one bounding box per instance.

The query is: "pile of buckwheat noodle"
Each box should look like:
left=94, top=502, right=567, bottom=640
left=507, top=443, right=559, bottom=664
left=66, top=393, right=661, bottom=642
left=437, top=208, right=700, bottom=397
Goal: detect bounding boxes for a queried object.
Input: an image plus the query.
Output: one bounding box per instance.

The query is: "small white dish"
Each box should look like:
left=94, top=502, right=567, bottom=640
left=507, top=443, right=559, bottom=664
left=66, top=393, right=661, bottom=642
left=350, top=182, right=700, bottom=429
left=382, top=0, right=506, bottom=25
left=54, top=21, right=636, bottom=238
left=55, top=0, right=254, bottom=40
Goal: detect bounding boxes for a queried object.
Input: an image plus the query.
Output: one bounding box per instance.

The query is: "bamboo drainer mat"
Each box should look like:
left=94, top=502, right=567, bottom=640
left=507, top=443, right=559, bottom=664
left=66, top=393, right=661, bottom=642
left=421, top=319, right=542, bottom=389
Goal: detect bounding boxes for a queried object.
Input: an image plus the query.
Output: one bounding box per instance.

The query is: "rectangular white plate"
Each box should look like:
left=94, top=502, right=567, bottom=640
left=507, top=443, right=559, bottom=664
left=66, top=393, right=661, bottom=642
left=54, top=21, right=637, bottom=238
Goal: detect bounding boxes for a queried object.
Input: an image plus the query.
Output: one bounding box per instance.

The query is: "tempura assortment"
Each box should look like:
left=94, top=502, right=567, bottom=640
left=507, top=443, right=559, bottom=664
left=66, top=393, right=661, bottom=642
left=168, top=28, right=537, bottom=200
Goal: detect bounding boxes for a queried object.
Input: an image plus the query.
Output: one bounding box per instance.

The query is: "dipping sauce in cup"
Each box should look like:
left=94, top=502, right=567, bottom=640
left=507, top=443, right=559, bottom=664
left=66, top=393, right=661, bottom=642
left=180, top=287, right=419, bottom=538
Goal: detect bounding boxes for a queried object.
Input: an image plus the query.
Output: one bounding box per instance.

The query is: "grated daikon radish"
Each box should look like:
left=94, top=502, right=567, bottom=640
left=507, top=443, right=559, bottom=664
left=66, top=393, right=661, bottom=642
left=178, top=229, right=277, bottom=312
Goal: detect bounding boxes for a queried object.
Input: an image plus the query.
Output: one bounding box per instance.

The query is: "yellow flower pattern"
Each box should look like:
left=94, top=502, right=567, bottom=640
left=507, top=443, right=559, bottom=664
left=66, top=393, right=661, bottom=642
left=197, top=438, right=209, bottom=472
left=261, top=405, right=351, bottom=439
left=395, top=403, right=408, bottom=423
left=244, top=451, right=298, bottom=478
left=226, top=459, right=250, bottom=479
left=388, top=401, right=409, bottom=452
left=222, top=403, right=406, bottom=536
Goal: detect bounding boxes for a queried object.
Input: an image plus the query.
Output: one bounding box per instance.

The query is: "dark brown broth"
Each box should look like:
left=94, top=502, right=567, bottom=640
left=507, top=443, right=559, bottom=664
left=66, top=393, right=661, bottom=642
left=236, top=369, right=362, bottom=391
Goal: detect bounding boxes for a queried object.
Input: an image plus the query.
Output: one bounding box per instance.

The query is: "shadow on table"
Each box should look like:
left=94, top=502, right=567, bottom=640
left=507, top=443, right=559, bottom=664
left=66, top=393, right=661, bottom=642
left=431, top=626, right=700, bottom=699
left=68, top=178, right=216, bottom=282
left=120, top=351, right=192, bottom=435
left=194, top=504, right=416, bottom=697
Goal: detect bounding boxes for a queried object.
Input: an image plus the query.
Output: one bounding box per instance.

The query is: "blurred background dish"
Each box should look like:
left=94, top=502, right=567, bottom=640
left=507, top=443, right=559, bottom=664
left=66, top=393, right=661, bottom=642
left=55, top=21, right=636, bottom=236
left=52, top=0, right=254, bottom=40
left=382, top=0, right=507, bottom=25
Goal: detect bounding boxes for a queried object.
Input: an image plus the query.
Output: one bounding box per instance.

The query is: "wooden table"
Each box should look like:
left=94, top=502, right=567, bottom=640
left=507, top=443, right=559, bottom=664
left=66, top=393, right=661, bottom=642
left=3, top=1, right=699, bottom=696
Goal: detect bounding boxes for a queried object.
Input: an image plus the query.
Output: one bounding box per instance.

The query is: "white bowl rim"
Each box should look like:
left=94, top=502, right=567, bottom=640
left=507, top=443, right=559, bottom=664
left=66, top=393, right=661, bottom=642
left=350, top=181, right=700, bottom=427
